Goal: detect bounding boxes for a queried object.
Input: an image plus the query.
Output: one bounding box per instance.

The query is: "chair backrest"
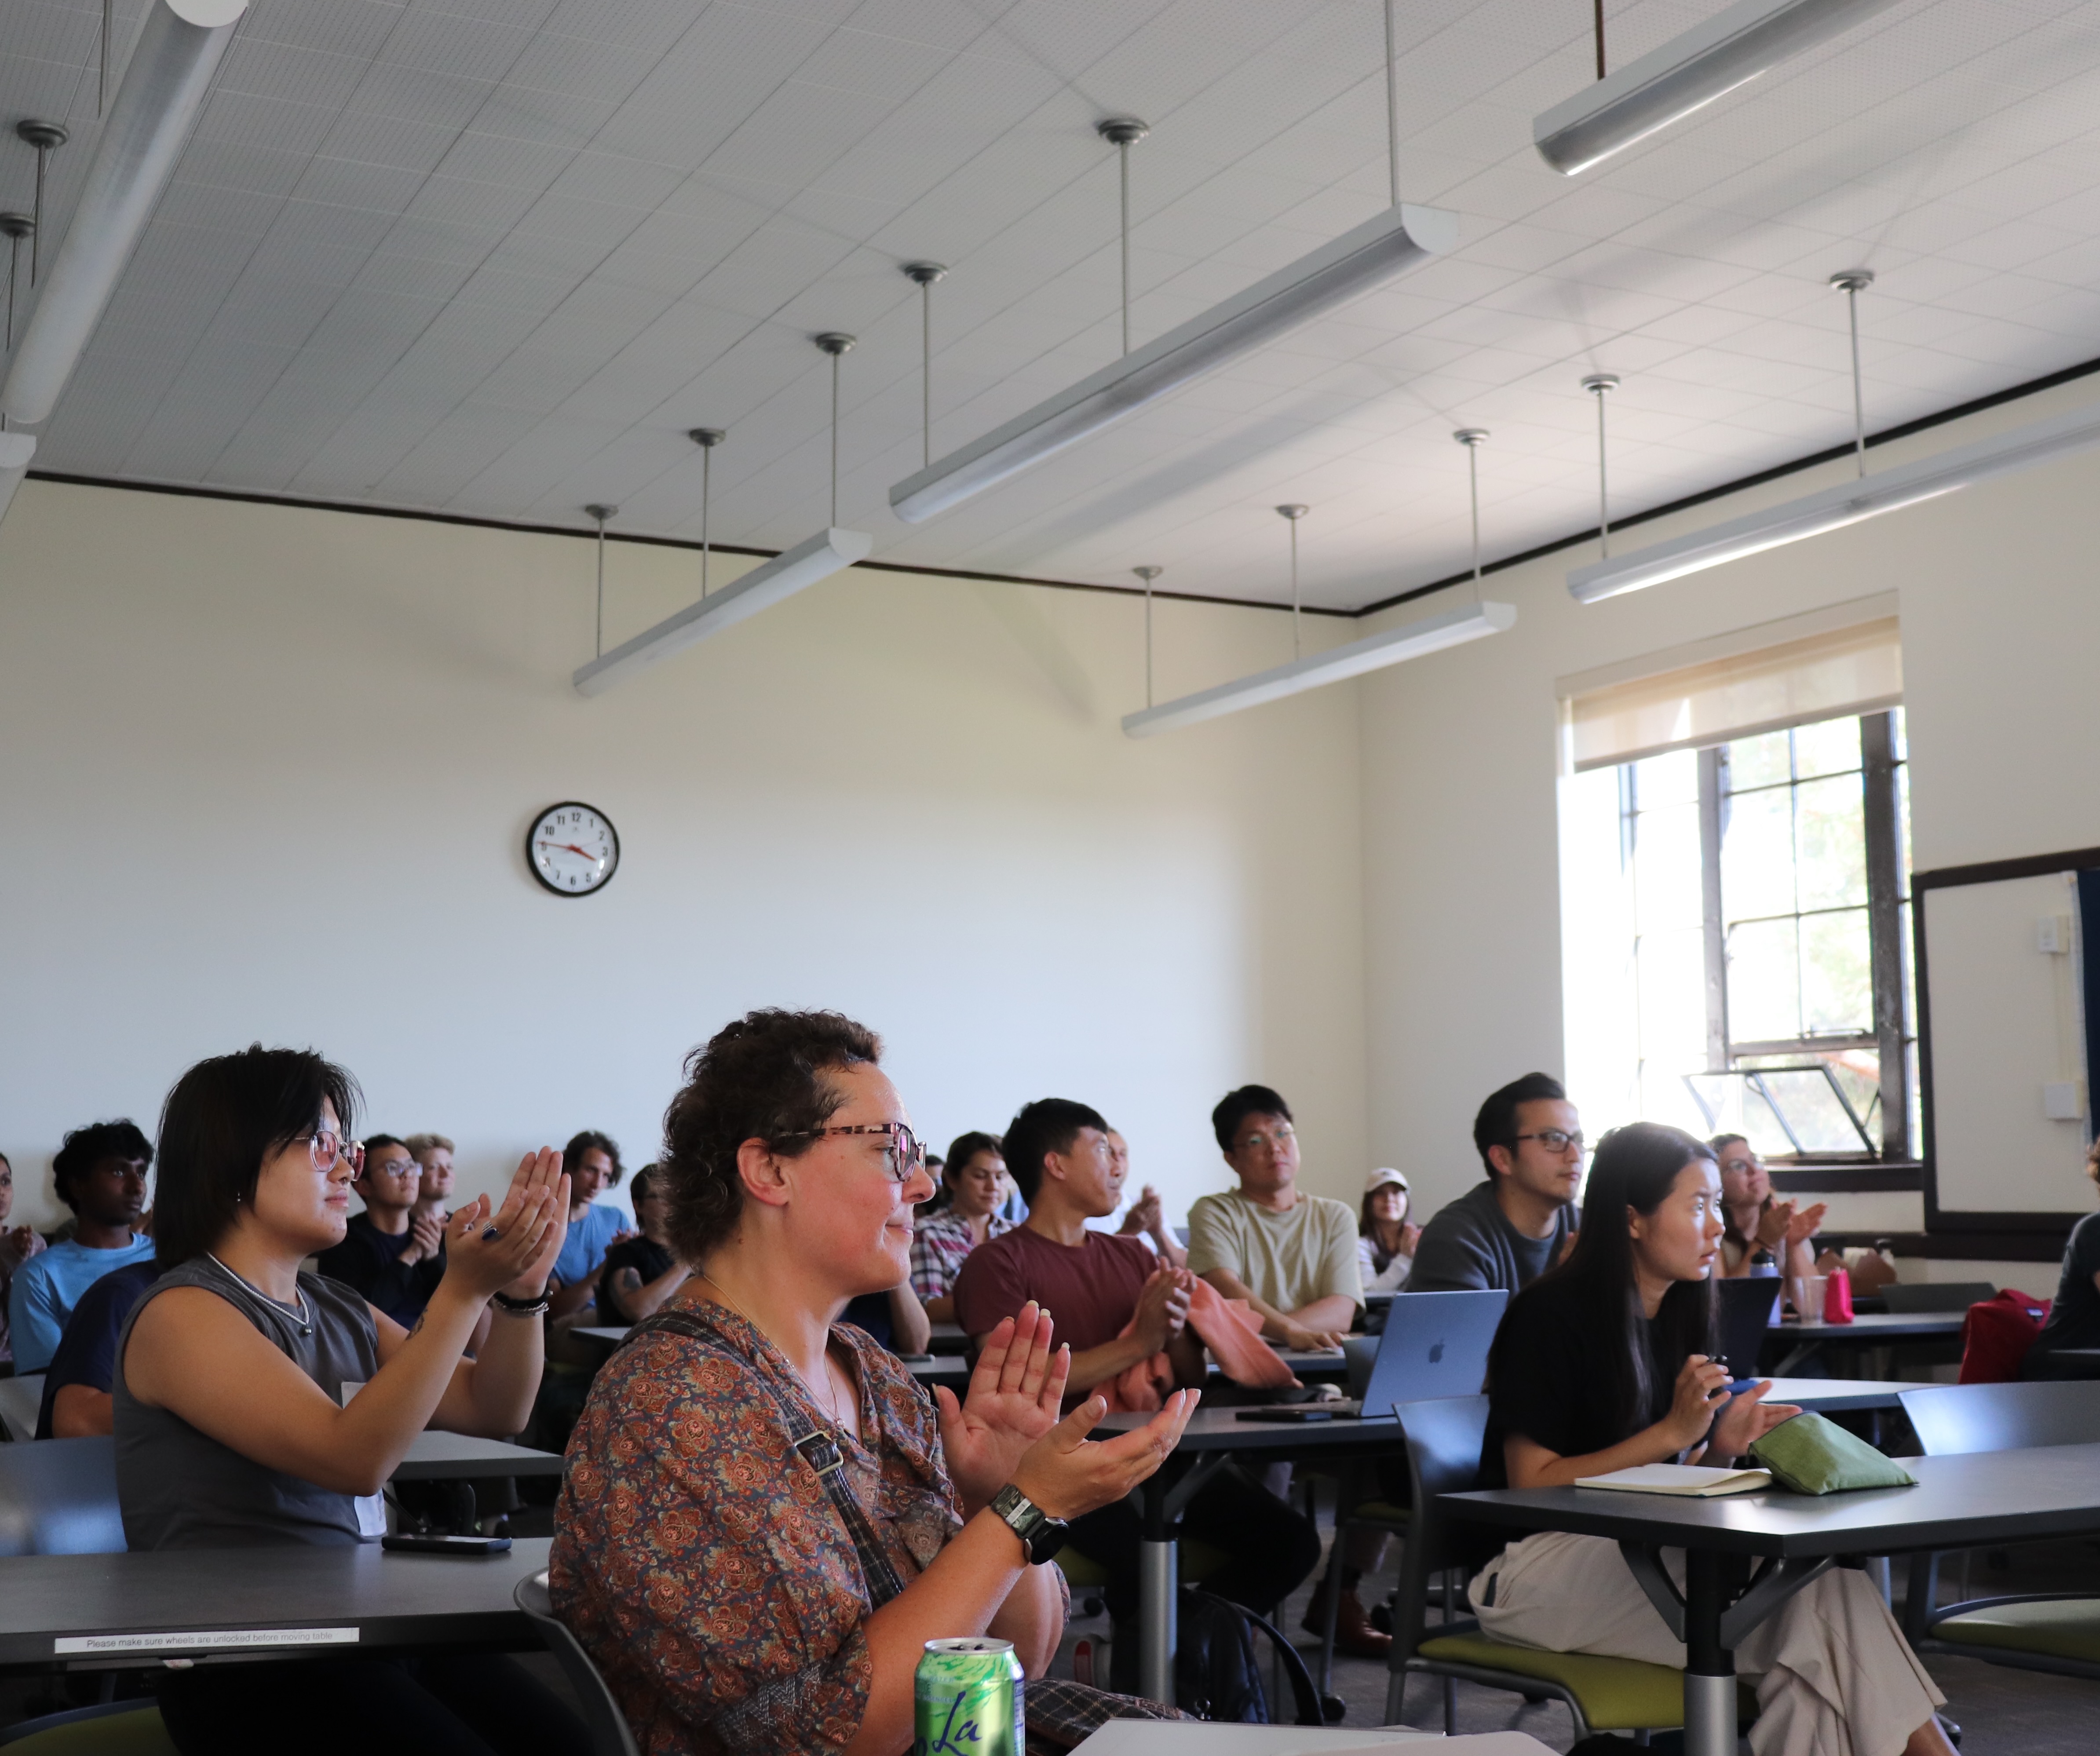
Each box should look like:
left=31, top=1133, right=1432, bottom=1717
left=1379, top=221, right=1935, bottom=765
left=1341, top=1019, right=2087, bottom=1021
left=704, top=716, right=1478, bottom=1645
left=0, top=1375, right=44, bottom=1444
left=1388, top=1395, right=1493, bottom=1657
left=1881, top=1281, right=1996, bottom=1314
left=1899, top=1380, right=2100, bottom=1456
left=514, top=1571, right=641, bottom=1756
left=0, top=1437, right=124, bottom=1556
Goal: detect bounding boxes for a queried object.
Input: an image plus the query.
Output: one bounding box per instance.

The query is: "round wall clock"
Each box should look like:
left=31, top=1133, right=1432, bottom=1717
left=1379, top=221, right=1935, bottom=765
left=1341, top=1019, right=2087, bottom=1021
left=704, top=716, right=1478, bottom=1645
left=526, top=802, right=619, bottom=897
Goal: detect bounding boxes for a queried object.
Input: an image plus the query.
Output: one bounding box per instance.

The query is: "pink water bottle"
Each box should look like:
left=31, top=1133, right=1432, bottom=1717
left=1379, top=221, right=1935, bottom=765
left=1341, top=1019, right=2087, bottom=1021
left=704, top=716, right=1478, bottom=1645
left=1823, top=1266, right=1855, bottom=1324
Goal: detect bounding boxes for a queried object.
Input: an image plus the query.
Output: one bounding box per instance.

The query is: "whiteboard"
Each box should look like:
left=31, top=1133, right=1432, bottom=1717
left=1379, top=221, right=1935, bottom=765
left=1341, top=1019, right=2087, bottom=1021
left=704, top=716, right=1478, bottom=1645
left=1922, top=870, right=2089, bottom=1215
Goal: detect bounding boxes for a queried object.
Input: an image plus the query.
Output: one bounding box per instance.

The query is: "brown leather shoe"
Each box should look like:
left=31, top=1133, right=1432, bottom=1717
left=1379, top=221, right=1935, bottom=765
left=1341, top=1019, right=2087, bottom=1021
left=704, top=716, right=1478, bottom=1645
left=1302, top=1588, right=1392, bottom=1660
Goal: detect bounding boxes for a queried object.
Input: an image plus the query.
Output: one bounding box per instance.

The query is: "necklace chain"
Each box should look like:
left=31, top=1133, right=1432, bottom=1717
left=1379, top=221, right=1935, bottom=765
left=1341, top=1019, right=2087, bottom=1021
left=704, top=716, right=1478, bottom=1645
left=206, top=1252, right=313, bottom=1336
left=697, top=1270, right=851, bottom=1432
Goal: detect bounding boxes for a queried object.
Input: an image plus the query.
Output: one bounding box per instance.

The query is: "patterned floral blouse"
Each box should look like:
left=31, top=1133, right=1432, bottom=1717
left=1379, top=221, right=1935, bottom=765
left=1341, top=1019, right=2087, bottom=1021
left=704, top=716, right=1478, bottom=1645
left=551, top=1304, right=965, bottom=1756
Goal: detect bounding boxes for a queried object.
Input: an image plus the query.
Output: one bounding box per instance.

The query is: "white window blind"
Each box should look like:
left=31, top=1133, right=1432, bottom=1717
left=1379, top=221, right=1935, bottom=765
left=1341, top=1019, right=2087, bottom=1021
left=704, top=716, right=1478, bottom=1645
left=1558, top=598, right=1901, bottom=773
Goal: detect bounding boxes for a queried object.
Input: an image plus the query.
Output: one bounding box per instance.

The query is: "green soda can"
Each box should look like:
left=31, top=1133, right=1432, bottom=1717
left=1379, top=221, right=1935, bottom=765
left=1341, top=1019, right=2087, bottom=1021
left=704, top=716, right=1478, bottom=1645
left=913, top=1636, right=1023, bottom=1756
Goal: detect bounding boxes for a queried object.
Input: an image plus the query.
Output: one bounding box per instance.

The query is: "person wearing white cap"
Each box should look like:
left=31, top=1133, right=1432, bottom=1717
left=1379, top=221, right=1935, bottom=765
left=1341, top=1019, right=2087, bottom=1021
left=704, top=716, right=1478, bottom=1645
left=1359, top=1168, right=1419, bottom=1293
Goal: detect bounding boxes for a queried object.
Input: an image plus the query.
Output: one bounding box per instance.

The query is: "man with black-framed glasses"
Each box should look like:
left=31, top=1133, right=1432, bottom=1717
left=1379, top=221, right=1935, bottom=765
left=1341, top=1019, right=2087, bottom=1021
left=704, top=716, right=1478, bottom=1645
left=1410, top=1072, right=1583, bottom=1295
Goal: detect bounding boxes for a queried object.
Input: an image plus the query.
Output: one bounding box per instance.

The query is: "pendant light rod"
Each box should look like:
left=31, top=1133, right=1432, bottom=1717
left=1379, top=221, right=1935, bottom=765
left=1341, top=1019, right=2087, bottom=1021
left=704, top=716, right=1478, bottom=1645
left=689, top=428, right=724, bottom=599
left=1583, top=374, right=1618, bottom=558
left=815, top=332, right=854, bottom=527
left=4, top=2, right=250, bottom=427
left=1277, top=504, right=1308, bottom=660
left=584, top=504, right=617, bottom=657
left=0, top=431, right=33, bottom=525
left=1383, top=0, right=1400, bottom=206
left=891, top=201, right=1455, bottom=524
left=0, top=215, right=30, bottom=353
left=1455, top=429, right=1489, bottom=580
left=1133, top=565, right=1163, bottom=708
left=1831, top=268, right=1873, bottom=480
left=1535, top=0, right=1903, bottom=175
left=1097, top=118, right=1148, bottom=358
left=903, top=262, right=946, bottom=470
left=15, top=122, right=67, bottom=286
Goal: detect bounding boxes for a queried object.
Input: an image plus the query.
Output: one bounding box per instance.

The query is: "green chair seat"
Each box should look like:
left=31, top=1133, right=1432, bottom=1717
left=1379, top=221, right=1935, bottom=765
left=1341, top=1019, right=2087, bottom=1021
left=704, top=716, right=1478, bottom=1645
left=1936, top=1600, right=2100, bottom=1665
left=1348, top=1500, right=1410, bottom=1526
left=1057, top=1539, right=1229, bottom=1593
left=2, top=1707, right=179, bottom=1756
left=1418, top=1632, right=1687, bottom=1732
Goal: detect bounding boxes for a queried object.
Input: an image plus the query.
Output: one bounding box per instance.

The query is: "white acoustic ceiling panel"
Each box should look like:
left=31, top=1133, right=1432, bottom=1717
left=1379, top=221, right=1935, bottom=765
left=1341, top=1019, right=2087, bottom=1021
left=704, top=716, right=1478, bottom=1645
left=3, top=0, right=2099, bottom=607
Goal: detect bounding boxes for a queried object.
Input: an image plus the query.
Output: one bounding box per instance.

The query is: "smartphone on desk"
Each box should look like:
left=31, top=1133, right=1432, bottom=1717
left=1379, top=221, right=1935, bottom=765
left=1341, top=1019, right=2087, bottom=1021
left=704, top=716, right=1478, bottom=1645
left=381, top=1533, right=513, bottom=1556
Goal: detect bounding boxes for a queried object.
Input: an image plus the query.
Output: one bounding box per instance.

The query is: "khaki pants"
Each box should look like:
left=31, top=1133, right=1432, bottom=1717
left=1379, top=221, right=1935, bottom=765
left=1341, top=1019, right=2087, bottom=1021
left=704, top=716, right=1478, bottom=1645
left=1471, top=1532, right=1943, bottom=1756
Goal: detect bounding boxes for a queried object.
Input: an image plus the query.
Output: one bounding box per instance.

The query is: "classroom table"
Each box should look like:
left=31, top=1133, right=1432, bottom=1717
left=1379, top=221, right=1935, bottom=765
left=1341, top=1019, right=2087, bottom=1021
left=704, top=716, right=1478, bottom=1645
left=1096, top=1405, right=1413, bottom=1703
left=1068, top=1723, right=1545, bottom=1755
left=1764, top=1311, right=1964, bottom=1376
left=1443, top=1442, right=2100, bottom=1756
left=394, top=1431, right=564, bottom=1529
left=0, top=1536, right=551, bottom=1672
left=1095, top=1380, right=1930, bottom=1706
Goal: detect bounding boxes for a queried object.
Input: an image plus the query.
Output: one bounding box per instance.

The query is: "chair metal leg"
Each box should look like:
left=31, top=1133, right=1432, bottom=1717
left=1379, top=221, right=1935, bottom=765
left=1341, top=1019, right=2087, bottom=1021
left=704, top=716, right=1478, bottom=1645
left=1383, top=1664, right=1407, bottom=1726
left=1441, top=1571, right=1458, bottom=1734
left=1316, top=1531, right=1347, bottom=1694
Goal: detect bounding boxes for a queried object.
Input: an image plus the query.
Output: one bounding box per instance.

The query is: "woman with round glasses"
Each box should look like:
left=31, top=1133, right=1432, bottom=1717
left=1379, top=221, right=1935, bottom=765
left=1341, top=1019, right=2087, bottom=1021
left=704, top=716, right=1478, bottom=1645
left=553, top=1008, right=1198, bottom=1756
left=1710, top=1134, right=1826, bottom=1282
left=117, top=1044, right=587, bottom=1756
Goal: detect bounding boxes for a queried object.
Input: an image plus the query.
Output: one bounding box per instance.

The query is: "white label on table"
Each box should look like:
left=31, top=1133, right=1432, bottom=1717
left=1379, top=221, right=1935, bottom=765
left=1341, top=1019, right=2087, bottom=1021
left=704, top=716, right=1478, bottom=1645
left=55, top=1627, right=360, bottom=1656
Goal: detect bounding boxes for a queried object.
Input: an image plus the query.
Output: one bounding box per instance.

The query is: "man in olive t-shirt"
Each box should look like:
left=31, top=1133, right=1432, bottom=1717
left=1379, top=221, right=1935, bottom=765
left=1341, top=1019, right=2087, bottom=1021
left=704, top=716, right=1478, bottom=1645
left=1186, top=1084, right=1362, bottom=1351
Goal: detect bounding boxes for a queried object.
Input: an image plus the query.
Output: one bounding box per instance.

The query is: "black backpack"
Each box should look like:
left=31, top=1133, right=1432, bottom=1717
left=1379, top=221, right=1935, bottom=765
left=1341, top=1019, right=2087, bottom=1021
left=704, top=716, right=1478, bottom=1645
left=1110, top=1589, right=1323, bottom=1725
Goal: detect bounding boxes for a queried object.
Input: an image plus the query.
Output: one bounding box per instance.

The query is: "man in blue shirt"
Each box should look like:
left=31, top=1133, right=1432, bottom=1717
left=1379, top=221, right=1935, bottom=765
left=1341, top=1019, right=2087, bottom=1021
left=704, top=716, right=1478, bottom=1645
left=548, top=1130, right=633, bottom=1321
left=8, top=1120, right=157, bottom=1372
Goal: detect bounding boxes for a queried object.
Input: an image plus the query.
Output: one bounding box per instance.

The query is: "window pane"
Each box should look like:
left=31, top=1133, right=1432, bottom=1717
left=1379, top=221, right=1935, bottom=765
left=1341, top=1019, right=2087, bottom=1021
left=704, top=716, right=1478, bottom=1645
left=1726, top=730, right=1790, bottom=792
left=1636, top=927, right=1708, bottom=1066
left=1801, top=907, right=1872, bottom=1034
left=1794, top=774, right=1867, bottom=910
left=1897, top=763, right=1912, bottom=900
left=1793, top=717, right=1861, bottom=779
left=1899, top=898, right=1916, bottom=1036
left=1728, top=916, right=1800, bottom=1040
left=1633, top=801, right=1703, bottom=933
left=1631, top=747, right=1699, bottom=809
left=1721, top=786, right=1795, bottom=922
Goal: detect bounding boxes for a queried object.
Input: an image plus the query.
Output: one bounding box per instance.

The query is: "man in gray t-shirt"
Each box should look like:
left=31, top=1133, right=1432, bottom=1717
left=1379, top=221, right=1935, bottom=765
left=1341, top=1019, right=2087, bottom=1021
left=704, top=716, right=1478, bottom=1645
left=1410, top=1072, right=1582, bottom=1294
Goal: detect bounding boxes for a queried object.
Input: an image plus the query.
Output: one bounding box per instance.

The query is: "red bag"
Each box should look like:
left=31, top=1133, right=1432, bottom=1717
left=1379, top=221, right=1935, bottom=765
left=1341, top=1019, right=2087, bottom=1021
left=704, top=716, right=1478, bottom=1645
left=1957, top=1289, right=2053, bottom=1384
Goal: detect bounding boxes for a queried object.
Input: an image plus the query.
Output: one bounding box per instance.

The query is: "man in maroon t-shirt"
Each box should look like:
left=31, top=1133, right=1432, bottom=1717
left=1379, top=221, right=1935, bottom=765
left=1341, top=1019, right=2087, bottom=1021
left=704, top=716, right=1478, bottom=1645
left=953, top=1098, right=1319, bottom=1661
left=953, top=1101, right=1201, bottom=1395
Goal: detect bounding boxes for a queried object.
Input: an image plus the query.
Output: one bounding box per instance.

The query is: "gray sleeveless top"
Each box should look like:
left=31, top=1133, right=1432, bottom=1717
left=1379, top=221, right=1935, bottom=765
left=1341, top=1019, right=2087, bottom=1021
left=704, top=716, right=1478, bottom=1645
left=114, top=1256, right=382, bottom=1550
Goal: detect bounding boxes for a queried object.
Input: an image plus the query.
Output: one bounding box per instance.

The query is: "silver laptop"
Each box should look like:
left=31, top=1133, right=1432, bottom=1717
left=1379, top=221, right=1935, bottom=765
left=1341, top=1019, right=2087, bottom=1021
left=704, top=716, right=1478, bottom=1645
left=1236, top=1289, right=1508, bottom=1422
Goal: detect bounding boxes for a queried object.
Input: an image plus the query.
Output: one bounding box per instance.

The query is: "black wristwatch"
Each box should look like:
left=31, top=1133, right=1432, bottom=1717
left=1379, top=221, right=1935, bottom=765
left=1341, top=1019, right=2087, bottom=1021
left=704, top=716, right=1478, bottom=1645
left=989, top=1483, right=1067, bottom=1565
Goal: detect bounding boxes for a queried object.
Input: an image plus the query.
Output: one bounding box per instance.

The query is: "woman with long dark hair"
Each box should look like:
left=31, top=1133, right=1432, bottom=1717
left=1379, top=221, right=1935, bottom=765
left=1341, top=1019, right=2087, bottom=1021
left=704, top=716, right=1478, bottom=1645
left=1711, top=1133, right=1826, bottom=1281
left=1472, top=1122, right=1952, bottom=1756
left=1357, top=1168, right=1418, bottom=1292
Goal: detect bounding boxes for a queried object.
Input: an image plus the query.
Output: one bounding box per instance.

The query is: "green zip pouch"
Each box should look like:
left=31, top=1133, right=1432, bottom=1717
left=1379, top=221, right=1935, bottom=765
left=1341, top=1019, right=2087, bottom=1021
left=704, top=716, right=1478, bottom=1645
left=1749, top=1411, right=1917, bottom=1495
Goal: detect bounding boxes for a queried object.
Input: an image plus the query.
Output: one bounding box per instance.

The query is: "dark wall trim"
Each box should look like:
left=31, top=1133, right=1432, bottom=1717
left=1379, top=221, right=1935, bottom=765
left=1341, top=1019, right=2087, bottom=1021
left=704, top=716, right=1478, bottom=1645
left=22, top=469, right=1356, bottom=619
left=1769, top=1166, right=1922, bottom=1194
left=1913, top=844, right=2100, bottom=1236
left=29, top=347, right=2100, bottom=624
left=1819, top=1230, right=2071, bottom=1264
left=1355, top=349, right=2100, bottom=618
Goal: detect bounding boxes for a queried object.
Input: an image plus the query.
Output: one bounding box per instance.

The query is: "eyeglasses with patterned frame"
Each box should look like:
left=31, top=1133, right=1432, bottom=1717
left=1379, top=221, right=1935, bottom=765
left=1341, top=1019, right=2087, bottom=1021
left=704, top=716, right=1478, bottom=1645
left=302, top=1129, right=365, bottom=1176
left=774, top=1122, right=926, bottom=1184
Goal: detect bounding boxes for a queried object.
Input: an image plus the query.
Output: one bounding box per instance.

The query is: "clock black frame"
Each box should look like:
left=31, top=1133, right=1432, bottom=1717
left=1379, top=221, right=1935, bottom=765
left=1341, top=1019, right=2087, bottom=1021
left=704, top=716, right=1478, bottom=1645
left=526, top=801, right=620, bottom=898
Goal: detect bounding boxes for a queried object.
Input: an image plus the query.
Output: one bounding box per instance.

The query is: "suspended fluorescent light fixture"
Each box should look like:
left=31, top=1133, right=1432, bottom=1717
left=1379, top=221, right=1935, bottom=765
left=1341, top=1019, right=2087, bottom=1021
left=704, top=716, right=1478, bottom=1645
left=1, top=0, right=248, bottom=425
left=0, top=431, right=35, bottom=523
left=1569, top=399, right=2100, bottom=603
left=1533, top=0, right=1904, bottom=177
left=576, top=334, right=871, bottom=695
left=891, top=201, right=1457, bottom=523
left=573, top=527, right=873, bottom=695
left=1123, top=597, right=1514, bottom=737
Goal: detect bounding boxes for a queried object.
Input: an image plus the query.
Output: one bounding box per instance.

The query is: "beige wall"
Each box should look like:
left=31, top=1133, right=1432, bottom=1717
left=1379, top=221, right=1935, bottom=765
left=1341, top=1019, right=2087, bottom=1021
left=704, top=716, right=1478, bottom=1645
left=0, top=482, right=1368, bottom=1233
left=1359, top=374, right=2100, bottom=1270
